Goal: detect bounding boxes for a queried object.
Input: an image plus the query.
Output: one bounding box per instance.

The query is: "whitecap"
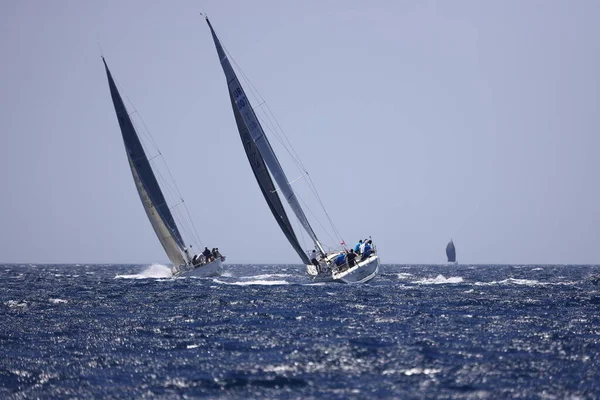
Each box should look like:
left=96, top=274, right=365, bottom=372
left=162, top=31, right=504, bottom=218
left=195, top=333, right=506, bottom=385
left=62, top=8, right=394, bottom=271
left=115, top=264, right=172, bottom=279
left=474, top=278, right=574, bottom=286
left=397, top=273, right=413, bottom=279
left=212, top=278, right=289, bottom=286
left=5, top=300, right=27, bottom=308
left=238, top=273, right=294, bottom=280
left=383, top=368, right=441, bottom=376
left=403, top=368, right=441, bottom=376
left=49, top=298, right=68, bottom=304
left=412, top=275, right=464, bottom=285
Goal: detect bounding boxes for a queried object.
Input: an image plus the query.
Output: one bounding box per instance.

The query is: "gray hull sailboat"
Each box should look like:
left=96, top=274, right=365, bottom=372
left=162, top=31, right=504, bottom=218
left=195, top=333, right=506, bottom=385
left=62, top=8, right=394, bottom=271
left=102, top=58, right=224, bottom=277
left=205, top=18, right=379, bottom=284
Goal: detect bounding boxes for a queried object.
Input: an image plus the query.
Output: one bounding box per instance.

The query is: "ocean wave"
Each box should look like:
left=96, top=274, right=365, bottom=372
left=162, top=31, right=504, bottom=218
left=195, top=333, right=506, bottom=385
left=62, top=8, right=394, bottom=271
left=412, top=275, right=464, bottom=285
left=238, top=273, right=294, bottom=280
left=115, top=264, right=172, bottom=279
left=474, top=278, right=575, bottom=286
left=5, top=300, right=28, bottom=308
left=212, top=278, right=290, bottom=286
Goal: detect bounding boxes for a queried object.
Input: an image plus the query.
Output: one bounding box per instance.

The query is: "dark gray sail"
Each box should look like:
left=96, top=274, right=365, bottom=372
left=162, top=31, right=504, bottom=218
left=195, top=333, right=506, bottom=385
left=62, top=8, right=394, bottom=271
left=103, top=58, right=187, bottom=265
left=206, top=17, right=325, bottom=258
left=229, top=94, right=310, bottom=264
left=446, top=240, right=456, bottom=263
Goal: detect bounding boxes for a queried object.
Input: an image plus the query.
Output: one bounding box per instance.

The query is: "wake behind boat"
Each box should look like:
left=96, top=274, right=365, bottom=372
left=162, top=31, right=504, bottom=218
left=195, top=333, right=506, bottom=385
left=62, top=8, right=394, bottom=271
left=102, top=58, right=224, bottom=278
left=205, top=17, right=379, bottom=284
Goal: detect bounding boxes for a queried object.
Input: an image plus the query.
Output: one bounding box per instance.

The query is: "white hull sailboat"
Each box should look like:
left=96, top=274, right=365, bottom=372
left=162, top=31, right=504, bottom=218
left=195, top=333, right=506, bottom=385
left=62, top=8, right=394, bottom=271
left=205, top=17, right=379, bottom=283
left=102, top=58, right=224, bottom=278
left=172, top=257, right=223, bottom=278
left=307, top=254, right=380, bottom=284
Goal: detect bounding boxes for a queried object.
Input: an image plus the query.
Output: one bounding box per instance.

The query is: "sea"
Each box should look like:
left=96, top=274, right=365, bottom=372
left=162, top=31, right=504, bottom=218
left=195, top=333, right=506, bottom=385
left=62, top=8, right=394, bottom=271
left=1, top=263, right=599, bottom=399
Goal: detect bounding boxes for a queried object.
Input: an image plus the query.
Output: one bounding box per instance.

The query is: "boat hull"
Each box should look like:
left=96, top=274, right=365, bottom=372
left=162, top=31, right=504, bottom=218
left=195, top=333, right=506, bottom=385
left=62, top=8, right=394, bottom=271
left=173, top=258, right=223, bottom=278
left=306, top=255, right=380, bottom=284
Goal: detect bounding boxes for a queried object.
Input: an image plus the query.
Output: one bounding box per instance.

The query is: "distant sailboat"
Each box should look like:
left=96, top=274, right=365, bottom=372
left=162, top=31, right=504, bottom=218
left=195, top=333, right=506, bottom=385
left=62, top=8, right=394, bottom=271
left=102, top=58, right=224, bottom=277
left=446, top=239, right=456, bottom=263
left=205, top=17, right=379, bottom=284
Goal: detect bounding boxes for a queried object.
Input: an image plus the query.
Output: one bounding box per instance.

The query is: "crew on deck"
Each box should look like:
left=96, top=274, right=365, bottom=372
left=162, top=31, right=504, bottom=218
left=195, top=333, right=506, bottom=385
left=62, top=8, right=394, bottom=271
left=362, top=240, right=373, bottom=260
left=354, top=240, right=363, bottom=254
left=309, top=250, right=321, bottom=273
left=346, top=249, right=357, bottom=267
left=334, top=253, right=346, bottom=268
left=202, top=247, right=212, bottom=263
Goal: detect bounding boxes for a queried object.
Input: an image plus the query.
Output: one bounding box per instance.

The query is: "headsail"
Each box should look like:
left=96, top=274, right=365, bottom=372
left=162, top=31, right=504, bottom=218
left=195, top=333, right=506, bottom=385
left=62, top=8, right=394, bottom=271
left=229, top=94, right=310, bottom=264
left=206, top=17, right=324, bottom=259
left=446, top=239, right=456, bottom=263
left=103, top=58, right=188, bottom=267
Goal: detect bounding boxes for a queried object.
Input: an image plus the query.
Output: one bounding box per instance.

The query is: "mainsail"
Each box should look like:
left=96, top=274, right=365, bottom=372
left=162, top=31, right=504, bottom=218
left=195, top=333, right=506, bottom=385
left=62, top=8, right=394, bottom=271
left=206, top=17, right=323, bottom=261
left=446, top=240, right=456, bottom=263
left=103, top=58, right=188, bottom=267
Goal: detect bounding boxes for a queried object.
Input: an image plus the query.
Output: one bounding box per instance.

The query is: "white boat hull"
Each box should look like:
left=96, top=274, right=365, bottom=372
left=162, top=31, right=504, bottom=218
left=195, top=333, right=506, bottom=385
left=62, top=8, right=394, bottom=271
left=172, top=258, right=223, bottom=277
left=306, top=254, right=380, bottom=284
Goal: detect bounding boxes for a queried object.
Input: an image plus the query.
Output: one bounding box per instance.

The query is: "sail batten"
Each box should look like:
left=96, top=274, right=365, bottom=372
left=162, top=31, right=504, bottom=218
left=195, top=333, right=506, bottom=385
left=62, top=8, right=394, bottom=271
left=103, top=58, right=187, bottom=267
left=206, top=18, right=324, bottom=259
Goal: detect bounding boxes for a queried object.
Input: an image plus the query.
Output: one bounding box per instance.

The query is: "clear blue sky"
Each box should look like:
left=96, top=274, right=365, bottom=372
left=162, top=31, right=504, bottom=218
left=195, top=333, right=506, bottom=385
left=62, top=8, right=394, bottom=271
left=1, top=0, right=598, bottom=264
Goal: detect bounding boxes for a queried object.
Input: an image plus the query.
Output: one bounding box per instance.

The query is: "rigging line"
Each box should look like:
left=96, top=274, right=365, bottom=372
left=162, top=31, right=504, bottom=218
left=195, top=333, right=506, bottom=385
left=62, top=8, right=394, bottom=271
left=149, top=159, right=180, bottom=202
left=253, top=108, right=306, bottom=174
left=258, top=101, right=343, bottom=240
left=227, top=57, right=306, bottom=172
left=261, top=100, right=309, bottom=173
left=181, top=201, right=203, bottom=248
left=226, top=51, right=308, bottom=175
left=304, top=173, right=344, bottom=243
left=153, top=164, right=203, bottom=248
left=223, top=45, right=343, bottom=244
left=269, top=172, right=308, bottom=193
left=160, top=162, right=203, bottom=247
left=294, top=190, right=338, bottom=249
left=223, top=48, right=306, bottom=174
left=148, top=159, right=192, bottom=244
left=255, top=104, right=343, bottom=243
left=125, top=102, right=191, bottom=229
left=225, top=52, right=342, bottom=240
left=115, top=83, right=161, bottom=152
left=172, top=205, right=201, bottom=249
left=168, top=199, right=185, bottom=210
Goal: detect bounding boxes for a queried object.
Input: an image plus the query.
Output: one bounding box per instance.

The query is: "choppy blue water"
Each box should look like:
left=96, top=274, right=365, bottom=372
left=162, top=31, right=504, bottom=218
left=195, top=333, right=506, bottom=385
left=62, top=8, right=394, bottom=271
left=1, top=263, right=599, bottom=399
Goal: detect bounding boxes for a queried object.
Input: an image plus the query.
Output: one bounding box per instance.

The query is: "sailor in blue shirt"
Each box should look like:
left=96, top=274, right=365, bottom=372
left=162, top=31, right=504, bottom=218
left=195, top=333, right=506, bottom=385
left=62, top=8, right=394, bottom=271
left=353, top=240, right=363, bottom=254
left=334, top=253, right=346, bottom=267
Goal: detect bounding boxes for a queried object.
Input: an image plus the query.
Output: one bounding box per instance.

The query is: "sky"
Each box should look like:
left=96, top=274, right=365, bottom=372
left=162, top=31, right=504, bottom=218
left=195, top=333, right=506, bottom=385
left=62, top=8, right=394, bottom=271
left=1, top=0, right=599, bottom=265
